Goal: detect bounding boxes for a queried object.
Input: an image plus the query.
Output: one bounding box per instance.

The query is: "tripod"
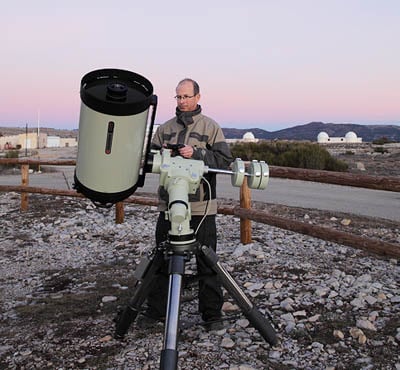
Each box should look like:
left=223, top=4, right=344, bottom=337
left=115, top=235, right=277, bottom=369
left=114, top=151, right=277, bottom=370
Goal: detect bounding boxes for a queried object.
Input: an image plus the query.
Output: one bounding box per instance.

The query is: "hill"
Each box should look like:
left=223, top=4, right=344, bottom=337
left=222, top=122, right=400, bottom=142
left=2, top=122, right=400, bottom=142
left=0, top=126, right=78, bottom=138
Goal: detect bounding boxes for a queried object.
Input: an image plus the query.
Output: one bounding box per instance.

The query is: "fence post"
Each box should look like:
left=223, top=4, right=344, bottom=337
left=240, top=178, right=252, bottom=244
left=115, top=201, right=125, bottom=224
left=21, top=164, right=29, bottom=211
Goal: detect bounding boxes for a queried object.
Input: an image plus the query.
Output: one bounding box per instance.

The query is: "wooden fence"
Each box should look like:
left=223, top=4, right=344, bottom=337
left=0, top=158, right=399, bottom=258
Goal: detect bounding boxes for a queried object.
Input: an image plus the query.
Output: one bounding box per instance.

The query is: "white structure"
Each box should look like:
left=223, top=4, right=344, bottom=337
left=47, top=136, right=61, bottom=147
left=242, top=132, right=258, bottom=142
left=226, top=131, right=259, bottom=144
left=0, top=133, right=77, bottom=150
left=317, top=131, right=362, bottom=143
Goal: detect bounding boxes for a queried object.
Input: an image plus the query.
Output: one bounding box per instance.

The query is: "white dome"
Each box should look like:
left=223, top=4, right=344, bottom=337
left=345, top=131, right=358, bottom=140
left=317, top=131, right=329, bottom=142
left=243, top=132, right=255, bottom=140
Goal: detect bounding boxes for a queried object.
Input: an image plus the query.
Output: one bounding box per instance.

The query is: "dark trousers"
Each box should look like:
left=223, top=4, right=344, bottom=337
left=146, top=213, right=223, bottom=321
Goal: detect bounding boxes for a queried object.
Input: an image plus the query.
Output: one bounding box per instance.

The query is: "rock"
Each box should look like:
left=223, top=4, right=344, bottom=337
left=358, top=334, right=367, bottom=344
left=350, top=297, right=365, bottom=308
left=280, top=298, right=295, bottom=311
left=222, top=302, right=239, bottom=312
left=356, top=162, right=366, bottom=171
left=236, top=319, right=249, bottom=328
left=356, top=320, right=377, bottom=332
left=350, top=327, right=365, bottom=339
left=333, top=330, right=345, bottom=340
left=293, top=310, right=307, bottom=317
left=315, top=287, right=330, bottom=297
left=268, top=350, right=281, bottom=359
left=221, top=337, right=235, bottom=348
left=101, top=295, right=117, bottom=303
left=308, top=314, right=321, bottom=322
left=390, top=296, right=400, bottom=303
left=99, top=335, right=113, bottom=342
left=340, top=218, right=352, bottom=226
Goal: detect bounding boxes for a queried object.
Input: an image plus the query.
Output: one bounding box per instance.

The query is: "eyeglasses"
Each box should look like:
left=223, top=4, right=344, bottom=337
left=174, top=94, right=196, bottom=101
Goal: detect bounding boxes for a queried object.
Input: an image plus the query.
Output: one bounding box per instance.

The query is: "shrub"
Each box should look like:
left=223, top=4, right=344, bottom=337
left=5, top=150, right=19, bottom=159
left=0, top=150, right=19, bottom=171
left=374, top=146, right=389, bottom=154
left=372, top=137, right=392, bottom=145
left=230, top=141, right=348, bottom=172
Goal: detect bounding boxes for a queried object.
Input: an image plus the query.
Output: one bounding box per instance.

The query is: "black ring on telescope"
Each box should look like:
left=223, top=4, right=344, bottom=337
left=80, top=68, right=154, bottom=116
left=168, top=200, right=188, bottom=210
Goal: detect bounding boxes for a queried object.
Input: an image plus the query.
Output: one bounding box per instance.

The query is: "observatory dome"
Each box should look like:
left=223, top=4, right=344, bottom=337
left=243, top=132, right=255, bottom=140
left=345, top=131, right=358, bottom=141
left=317, top=131, right=330, bottom=142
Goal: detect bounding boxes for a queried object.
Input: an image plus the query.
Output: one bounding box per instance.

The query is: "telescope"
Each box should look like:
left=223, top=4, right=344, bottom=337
left=74, top=69, right=277, bottom=370
left=74, top=68, right=157, bottom=207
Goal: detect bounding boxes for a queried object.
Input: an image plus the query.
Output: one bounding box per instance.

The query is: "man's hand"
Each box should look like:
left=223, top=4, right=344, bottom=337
left=178, top=144, right=194, bottom=158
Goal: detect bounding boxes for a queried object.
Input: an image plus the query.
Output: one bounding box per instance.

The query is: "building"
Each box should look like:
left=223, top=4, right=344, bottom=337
left=0, top=133, right=77, bottom=150
left=317, top=131, right=362, bottom=144
left=226, top=131, right=259, bottom=144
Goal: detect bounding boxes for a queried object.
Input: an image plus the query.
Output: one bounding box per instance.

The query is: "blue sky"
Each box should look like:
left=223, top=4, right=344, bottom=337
left=1, top=0, right=399, bottom=131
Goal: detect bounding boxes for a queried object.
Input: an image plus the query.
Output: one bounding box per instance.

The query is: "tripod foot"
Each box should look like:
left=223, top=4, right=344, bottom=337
left=160, top=349, right=178, bottom=370
left=200, top=245, right=278, bottom=346
left=245, top=306, right=278, bottom=346
left=114, top=306, right=139, bottom=339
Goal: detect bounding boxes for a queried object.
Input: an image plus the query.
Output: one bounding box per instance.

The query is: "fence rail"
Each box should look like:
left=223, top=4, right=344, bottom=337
left=2, top=158, right=400, bottom=192
left=0, top=158, right=399, bottom=258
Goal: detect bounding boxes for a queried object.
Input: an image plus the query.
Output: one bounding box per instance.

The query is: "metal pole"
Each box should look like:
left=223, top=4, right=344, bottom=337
left=25, top=123, right=28, bottom=157
left=37, top=109, right=40, bottom=149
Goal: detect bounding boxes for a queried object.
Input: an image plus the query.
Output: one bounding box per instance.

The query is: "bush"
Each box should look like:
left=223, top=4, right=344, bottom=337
left=230, top=141, right=348, bottom=172
left=372, top=137, right=392, bottom=145
left=0, top=150, right=19, bottom=171
left=5, top=150, right=19, bottom=159
left=374, top=146, right=389, bottom=154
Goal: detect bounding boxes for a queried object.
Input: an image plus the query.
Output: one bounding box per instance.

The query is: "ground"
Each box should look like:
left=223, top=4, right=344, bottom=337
left=0, top=145, right=399, bottom=369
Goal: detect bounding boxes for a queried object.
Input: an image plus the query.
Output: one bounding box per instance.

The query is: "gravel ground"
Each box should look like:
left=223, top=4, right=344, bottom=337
left=0, top=192, right=399, bottom=370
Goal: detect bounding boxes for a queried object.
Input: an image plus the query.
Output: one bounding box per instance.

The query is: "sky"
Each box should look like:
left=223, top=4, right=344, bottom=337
left=1, top=0, right=399, bottom=131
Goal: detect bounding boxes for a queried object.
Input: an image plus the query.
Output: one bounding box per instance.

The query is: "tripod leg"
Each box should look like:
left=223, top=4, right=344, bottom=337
left=160, top=254, right=186, bottom=370
left=115, top=248, right=166, bottom=339
left=200, top=245, right=278, bottom=346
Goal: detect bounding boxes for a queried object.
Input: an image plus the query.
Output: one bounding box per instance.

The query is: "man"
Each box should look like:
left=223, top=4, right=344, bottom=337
left=145, top=78, right=233, bottom=329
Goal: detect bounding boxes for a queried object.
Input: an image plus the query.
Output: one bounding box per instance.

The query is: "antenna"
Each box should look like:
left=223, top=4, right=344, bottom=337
left=37, top=109, right=40, bottom=149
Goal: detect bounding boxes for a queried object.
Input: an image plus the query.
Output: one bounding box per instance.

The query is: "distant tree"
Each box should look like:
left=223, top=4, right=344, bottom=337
left=372, top=136, right=393, bottom=145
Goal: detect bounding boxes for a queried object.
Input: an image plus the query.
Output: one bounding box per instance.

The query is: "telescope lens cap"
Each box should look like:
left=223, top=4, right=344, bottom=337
left=80, top=68, right=154, bottom=116
left=106, top=82, right=128, bottom=101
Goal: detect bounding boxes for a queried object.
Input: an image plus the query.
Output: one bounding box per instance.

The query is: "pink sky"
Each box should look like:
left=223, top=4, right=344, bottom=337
left=1, top=1, right=399, bottom=131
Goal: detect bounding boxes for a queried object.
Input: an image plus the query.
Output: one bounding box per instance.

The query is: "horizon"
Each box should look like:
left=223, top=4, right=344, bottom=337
left=1, top=120, right=399, bottom=133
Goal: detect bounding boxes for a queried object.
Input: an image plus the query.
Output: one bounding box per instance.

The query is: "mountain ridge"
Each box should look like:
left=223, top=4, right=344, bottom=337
left=1, top=122, right=399, bottom=142
left=222, top=122, right=400, bottom=142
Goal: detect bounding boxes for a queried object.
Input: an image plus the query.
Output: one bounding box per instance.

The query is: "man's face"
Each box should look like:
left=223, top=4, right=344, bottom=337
left=175, top=81, right=200, bottom=112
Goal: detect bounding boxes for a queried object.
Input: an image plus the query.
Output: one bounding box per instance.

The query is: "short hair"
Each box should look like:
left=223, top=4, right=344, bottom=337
left=177, top=78, right=200, bottom=95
